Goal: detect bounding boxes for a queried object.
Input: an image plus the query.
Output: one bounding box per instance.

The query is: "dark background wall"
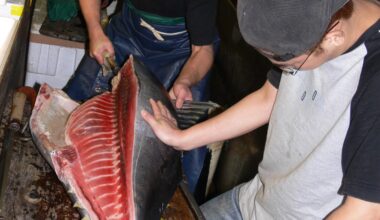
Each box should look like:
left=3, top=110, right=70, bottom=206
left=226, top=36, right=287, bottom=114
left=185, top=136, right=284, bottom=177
left=208, top=0, right=272, bottom=197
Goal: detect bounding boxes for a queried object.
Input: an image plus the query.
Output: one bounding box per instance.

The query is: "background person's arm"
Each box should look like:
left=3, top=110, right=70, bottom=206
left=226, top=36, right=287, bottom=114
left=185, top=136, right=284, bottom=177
left=79, top=0, right=114, bottom=64
left=143, top=80, right=277, bottom=150
left=326, top=196, right=380, bottom=220
left=169, top=44, right=214, bottom=108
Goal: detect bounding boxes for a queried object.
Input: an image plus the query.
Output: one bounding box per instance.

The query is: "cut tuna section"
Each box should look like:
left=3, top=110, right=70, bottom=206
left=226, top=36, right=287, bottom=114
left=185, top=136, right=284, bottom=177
left=30, top=56, right=182, bottom=220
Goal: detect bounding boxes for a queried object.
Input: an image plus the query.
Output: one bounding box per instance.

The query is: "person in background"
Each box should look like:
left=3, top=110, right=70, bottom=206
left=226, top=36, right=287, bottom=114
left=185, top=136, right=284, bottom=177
left=142, top=0, right=380, bottom=218
left=63, top=0, right=219, bottom=194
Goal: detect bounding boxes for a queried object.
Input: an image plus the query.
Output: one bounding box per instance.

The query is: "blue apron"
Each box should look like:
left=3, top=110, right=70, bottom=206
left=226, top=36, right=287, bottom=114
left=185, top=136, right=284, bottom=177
left=63, top=2, right=219, bottom=194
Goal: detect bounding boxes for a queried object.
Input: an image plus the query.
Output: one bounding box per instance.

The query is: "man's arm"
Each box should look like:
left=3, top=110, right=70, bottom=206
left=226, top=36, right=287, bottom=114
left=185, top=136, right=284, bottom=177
left=169, top=44, right=214, bottom=108
left=326, top=196, right=380, bottom=220
left=79, top=0, right=114, bottom=64
left=143, top=80, right=277, bottom=150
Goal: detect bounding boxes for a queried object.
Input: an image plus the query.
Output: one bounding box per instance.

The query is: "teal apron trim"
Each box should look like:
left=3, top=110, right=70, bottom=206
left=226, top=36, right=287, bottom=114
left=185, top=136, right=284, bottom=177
left=126, top=1, right=185, bottom=25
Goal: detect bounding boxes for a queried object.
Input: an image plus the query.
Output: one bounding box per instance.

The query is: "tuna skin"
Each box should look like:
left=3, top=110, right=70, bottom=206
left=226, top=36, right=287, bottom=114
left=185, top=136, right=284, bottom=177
left=30, top=56, right=181, bottom=220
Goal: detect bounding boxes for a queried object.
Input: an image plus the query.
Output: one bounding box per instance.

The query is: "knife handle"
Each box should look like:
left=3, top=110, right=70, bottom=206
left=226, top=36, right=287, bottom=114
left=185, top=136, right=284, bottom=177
left=9, top=91, right=26, bottom=131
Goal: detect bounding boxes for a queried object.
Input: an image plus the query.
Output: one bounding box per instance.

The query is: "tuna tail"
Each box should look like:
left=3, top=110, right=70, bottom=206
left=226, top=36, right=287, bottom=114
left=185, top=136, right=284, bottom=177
left=175, top=101, right=224, bottom=201
left=175, top=101, right=221, bottom=129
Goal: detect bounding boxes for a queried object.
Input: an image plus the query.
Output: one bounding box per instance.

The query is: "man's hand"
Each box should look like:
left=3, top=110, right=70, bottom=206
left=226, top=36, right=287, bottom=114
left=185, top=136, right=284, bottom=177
left=89, top=31, right=114, bottom=65
left=169, top=81, right=193, bottom=109
left=141, top=99, right=186, bottom=150
left=169, top=44, right=214, bottom=108
left=79, top=0, right=114, bottom=65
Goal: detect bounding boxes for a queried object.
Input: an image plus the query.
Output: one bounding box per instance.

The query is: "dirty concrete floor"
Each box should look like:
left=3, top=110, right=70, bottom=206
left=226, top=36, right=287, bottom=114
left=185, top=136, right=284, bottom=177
left=0, top=94, right=80, bottom=219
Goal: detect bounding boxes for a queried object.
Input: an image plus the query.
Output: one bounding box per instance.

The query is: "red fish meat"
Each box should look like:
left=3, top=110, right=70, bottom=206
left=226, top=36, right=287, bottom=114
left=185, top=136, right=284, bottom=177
left=30, top=56, right=181, bottom=219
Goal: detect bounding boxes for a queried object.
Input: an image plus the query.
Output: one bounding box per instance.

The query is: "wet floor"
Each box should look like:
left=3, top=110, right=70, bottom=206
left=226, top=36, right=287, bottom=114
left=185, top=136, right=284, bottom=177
left=0, top=93, right=80, bottom=219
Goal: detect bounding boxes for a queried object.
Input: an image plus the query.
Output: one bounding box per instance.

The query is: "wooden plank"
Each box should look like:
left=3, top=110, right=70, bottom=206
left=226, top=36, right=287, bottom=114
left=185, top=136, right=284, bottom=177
left=30, top=34, right=85, bottom=49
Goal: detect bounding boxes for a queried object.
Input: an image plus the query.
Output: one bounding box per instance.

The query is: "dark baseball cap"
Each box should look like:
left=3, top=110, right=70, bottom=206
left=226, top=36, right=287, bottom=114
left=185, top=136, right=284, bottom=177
left=237, top=0, right=348, bottom=61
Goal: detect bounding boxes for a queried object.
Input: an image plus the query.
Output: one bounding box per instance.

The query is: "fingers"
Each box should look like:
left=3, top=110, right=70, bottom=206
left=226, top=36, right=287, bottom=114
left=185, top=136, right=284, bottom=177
left=176, top=90, right=193, bottom=108
left=149, top=98, right=162, bottom=119
left=141, top=99, right=187, bottom=149
left=169, top=88, right=182, bottom=108
left=89, top=37, right=114, bottom=65
left=141, top=109, right=156, bottom=127
left=157, top=101, right=169, bottom=116
left=169, top=82, right=193, bottom=108
left=94, top=53, right=105, bottom=65
left=175, top=98, right=185, bottom=109
left=157, top=101, right=177, bottom=126
left=169, top=89, right=176, bottom=100
left=97, top=50, right=115, bottom=65
left=146, top=99, right=177, bottom=126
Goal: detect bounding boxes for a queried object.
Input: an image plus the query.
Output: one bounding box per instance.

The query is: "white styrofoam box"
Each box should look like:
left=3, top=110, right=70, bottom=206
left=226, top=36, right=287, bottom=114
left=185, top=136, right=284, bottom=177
left=0, top=16, right=17, bottom=77
left=25, top=72, right=71, bottom=89
left=26, top=42, right=85, bottom=88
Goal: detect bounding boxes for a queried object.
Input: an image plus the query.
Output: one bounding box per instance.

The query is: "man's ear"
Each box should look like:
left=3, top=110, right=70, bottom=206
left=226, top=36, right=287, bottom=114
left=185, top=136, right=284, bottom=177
left=322, top=29, right=345, bottom=48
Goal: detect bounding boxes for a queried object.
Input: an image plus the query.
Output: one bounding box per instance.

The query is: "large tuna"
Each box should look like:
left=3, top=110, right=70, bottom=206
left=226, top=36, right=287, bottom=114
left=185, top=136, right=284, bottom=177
left=30, top=56, right=181, bottom=219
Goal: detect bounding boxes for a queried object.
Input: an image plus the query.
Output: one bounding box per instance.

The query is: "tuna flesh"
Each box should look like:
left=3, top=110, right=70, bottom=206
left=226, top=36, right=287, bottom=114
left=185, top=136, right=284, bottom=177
left=30, top=56, right=181, bottom=220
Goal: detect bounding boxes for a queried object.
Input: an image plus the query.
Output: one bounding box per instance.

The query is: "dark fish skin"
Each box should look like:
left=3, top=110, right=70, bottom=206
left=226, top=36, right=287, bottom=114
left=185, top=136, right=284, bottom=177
left=30, top=56, right=182, bottom=220
left=128, top=57, right=182, bottom=219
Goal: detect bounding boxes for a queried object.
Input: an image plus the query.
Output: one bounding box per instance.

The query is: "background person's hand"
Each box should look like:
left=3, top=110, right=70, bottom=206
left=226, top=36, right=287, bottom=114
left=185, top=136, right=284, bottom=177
left=169, top=81, right=193, bottom=109
left=89, top=32, right=115, bottom=65
left=141, top=99, right=185, bottom=150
